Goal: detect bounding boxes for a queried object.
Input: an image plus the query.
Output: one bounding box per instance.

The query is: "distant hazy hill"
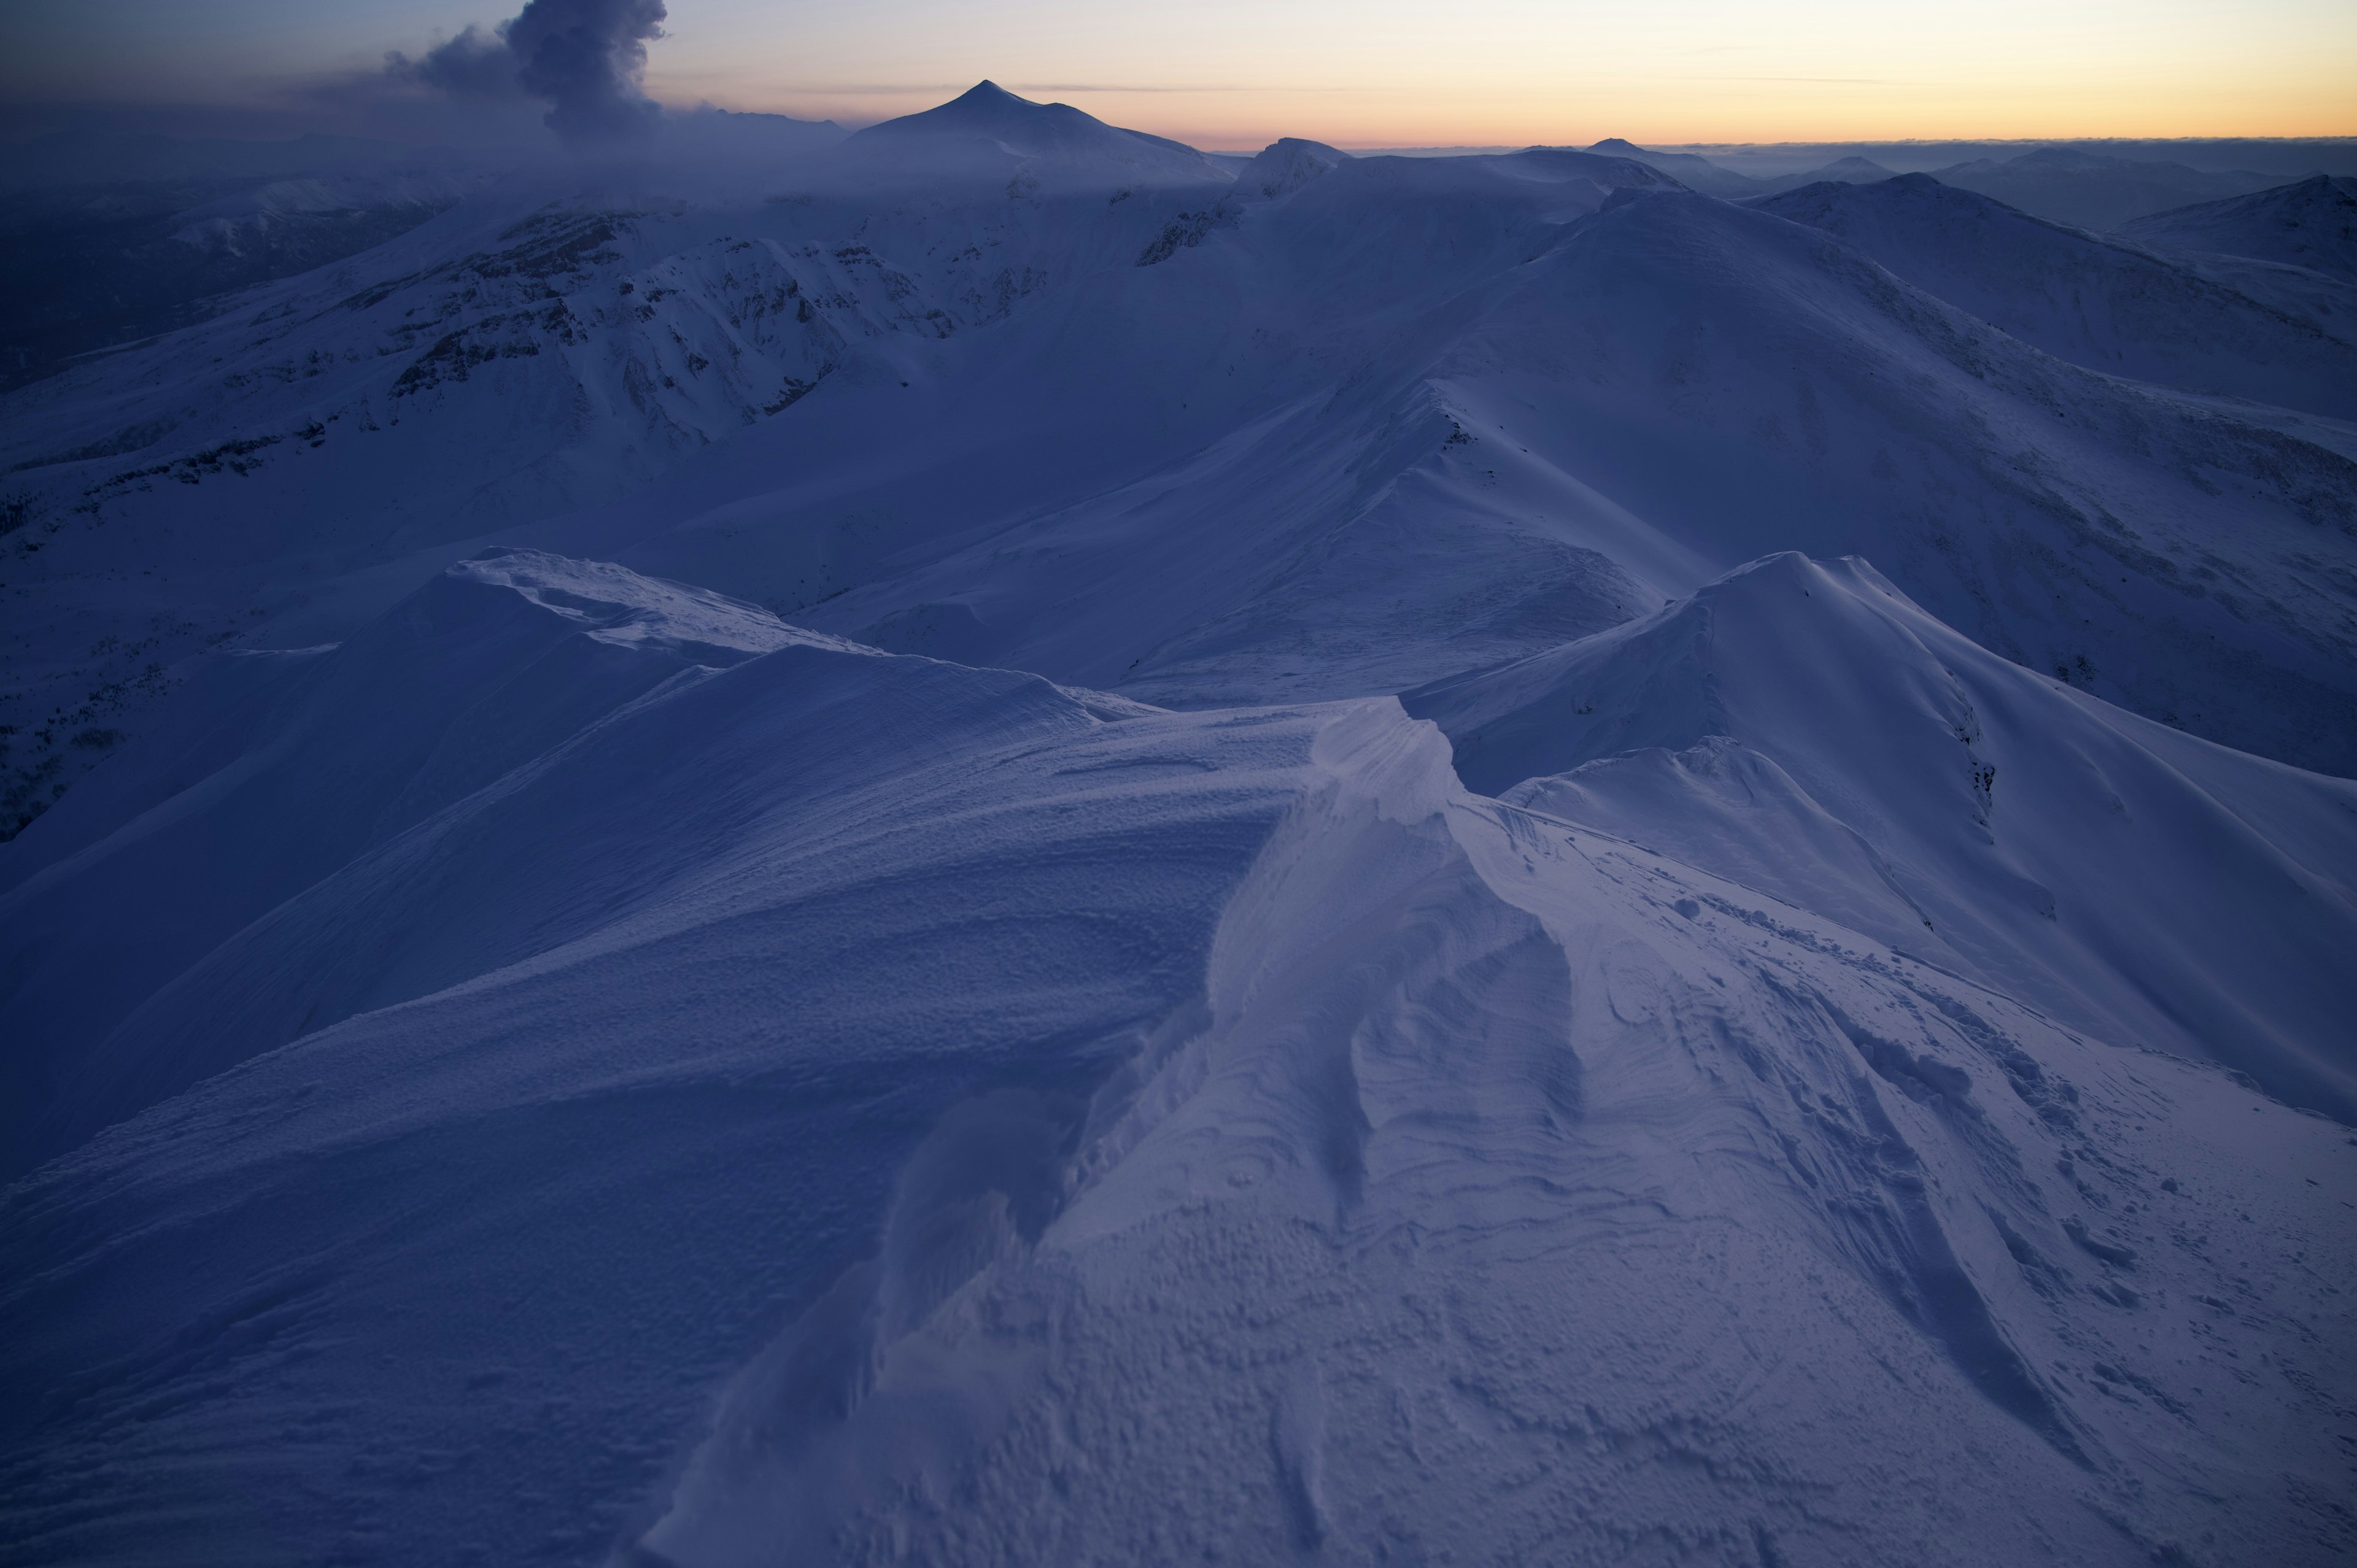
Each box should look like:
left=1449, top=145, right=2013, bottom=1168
left=1931, top=146, right=2289, bottom=230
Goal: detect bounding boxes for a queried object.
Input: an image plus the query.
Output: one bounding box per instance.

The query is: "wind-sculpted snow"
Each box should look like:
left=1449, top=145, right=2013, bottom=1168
left=4, top=86, right=2357, bottom=1564
left=1, top=554, right=2349, bottom=1566
left=1406, top=552, right=2357, bottom=1119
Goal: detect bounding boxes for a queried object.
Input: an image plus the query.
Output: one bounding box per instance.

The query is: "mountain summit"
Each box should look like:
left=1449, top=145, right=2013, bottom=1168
left=1580, top=137, right=1759, bottom=195
left=848, top=81, right=1230, bottom=185
left=2118, top=172, right=2357, bottom=282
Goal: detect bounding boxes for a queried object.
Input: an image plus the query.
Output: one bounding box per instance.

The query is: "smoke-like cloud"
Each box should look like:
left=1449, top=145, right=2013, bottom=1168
left=392, top=0, right=668, bottom=146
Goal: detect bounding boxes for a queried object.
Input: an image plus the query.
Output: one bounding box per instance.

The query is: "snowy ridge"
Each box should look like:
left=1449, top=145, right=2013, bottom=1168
left=585, top=163, right=2357, bottom=781
left=0, top=551, right=862, bottom=1172
left=2116, top=174, right=2357, bottom=285
left=1433, top=188, right=2357, bottom=773
left=9, top=110, right=2354, bottom=840
left=1, top=554, right=2347, bottom=1563
left=4, top=83, right=2357, bottom=1566
left=1755, top=172, right=2357, bottom=418
left=1406, top=552, right=2357, bottom=1118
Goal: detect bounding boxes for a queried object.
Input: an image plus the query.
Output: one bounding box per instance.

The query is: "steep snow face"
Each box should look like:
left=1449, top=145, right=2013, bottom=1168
left=1, top=552, right=2349, bottom=1567
left=1404, top=552, right=2357, bottom=1119
left=2117, top=174, right=2357, bottom=284
left=1757, top=173, right=2357, bottom=418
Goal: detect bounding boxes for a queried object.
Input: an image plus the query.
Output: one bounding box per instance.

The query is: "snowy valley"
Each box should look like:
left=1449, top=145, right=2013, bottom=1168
left=2, top=83, right=2355, bottom=1568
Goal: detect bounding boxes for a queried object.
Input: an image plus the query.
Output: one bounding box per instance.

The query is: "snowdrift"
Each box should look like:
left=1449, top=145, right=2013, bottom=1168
left=2, top=552, right=2354, bottom=1566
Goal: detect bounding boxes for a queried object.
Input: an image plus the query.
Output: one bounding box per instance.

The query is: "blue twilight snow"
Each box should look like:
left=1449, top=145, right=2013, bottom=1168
left=2, top=86, right=2353, bottom=1568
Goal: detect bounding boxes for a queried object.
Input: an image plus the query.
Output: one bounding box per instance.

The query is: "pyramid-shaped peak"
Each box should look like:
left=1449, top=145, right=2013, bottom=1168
left=952, top=80, right=1025, bottom=107
left=846, top=79, right=1229, bottom=185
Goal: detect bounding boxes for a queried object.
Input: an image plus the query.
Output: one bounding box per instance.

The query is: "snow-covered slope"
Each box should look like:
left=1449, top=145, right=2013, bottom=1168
left=1406, top=552, right=2357, bottom=1119
left=4, top=101, right=2356, bottom=1561
left=0, top=113, right=1236, bottom=835
left=10, top=105, right=2355, bottom=856
left=0, top=551, right=873, bottom=1174
left=2116, top=174, right=2357, bottom=284
left=570, top=178, right=2357, bottom=778
left=2, top=551, right=2349, bottom=1566
left=1755, top=173, right=2357, bottom=417
left=1417, top=190, right=2357, bottom=774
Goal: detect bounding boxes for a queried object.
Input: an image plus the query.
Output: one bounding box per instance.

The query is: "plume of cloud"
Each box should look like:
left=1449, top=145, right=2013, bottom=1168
left=391, top=0, right=668, bottom=146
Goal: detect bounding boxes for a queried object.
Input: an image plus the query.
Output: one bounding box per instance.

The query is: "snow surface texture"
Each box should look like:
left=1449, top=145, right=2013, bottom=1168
left=3, top=88, right=2356, bottom=1567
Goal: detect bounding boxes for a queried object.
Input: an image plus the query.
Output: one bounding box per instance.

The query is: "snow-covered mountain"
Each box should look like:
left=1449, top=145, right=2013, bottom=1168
left=847, top=80, right=1234, bottom=187
left=4, top=87, right=2355, bottom=1568
left=1406, top=552, right=2357, bottom=1118
left=0, top=93, right=1236, bottom=833
left=1755, top=172, right=2357, bottom=415
left=4, top=550, right=2352, bottom=1566
left=589, top=176, right=2356, bottom=772
left=2116, top=173, right=2357, bottom=284
left=0, top=155, right=492, bottom=393
left=1233, top=137, right=1353, bottom=201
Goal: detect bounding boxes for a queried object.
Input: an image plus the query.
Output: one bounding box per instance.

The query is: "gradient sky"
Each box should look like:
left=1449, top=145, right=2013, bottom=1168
left=7, top=0, right=2355, bottom=147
